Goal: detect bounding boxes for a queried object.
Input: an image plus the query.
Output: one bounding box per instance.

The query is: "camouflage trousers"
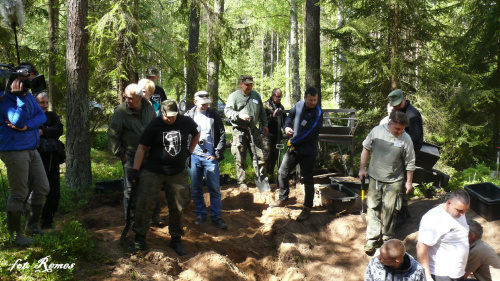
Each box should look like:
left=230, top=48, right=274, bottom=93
left=133, top=169, right=190, bottom=237
left=231, top=127, right=267, bottom=185
left=366, top=178, right=403, bottom=242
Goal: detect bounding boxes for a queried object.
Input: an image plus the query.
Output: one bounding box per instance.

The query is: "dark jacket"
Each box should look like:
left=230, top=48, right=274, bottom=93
left=186, top=106, right=226, bottom=162
left=38, top=111, right=64, bottom=170
left=0, top=92, right=46, bottom=152
left=264, top=98, right=286, bottom=141
left=107, top=98, right=156, bottom=158
left=39, top=111, right=63, bottom=140
left=399, top=100, right=423, bottom=152
left=285, top=100, right=323, bottom=156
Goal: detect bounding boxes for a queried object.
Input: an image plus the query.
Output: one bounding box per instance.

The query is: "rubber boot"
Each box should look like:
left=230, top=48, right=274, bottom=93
left=25, top=205, right=45, bottom=236
left=7, top=211, right=35, bottom=246
left=169, top=236, right=186, bottom=256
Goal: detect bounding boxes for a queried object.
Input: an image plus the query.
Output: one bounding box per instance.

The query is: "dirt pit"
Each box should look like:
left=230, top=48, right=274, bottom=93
left=77, top=182, right=500, bottom=281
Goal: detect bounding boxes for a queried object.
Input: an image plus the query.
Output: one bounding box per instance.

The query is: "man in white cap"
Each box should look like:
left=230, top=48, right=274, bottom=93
left=185, top=91, right=227, bottom=229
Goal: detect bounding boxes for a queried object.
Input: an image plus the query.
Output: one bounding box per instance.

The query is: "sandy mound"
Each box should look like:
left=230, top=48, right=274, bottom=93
left=178, top=251, right=252, bottom=281
left=76, top=182, right=500, bottom=281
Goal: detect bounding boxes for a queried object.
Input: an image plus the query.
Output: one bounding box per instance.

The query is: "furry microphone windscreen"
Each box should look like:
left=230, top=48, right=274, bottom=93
left=0, top=0, right=25, bottom=28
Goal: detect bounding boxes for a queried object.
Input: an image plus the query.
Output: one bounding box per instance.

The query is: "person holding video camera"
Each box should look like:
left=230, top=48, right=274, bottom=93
left=0, top=67, right=50, bottom=246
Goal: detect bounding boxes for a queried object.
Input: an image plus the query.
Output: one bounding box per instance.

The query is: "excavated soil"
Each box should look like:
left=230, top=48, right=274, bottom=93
left=76, top=182, right=500, bottom=281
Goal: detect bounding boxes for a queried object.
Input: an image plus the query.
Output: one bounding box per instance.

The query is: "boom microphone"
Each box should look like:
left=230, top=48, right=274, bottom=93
left=0, top=0, right=25, bottom=64
left=0, top=0, right=25, bottom=28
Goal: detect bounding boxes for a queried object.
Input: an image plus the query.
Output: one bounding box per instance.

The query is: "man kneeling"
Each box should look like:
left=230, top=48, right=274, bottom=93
left=365, top=239, right=426, bottom=281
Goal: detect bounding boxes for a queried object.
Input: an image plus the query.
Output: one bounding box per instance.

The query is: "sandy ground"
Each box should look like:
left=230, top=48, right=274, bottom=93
left=76, top=182, right=500, bottom=281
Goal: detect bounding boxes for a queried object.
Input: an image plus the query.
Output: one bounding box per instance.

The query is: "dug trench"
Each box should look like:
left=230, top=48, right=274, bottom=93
left=75, top=182, right=500, bottom=281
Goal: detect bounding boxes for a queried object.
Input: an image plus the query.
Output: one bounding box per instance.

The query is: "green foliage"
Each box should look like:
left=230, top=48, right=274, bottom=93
left=58, top=182, right=92, bottom=215
left=0, top=215, right=97, bottom=280
left=91, top=129, right=110, bottom=151
left=91, top=149, right=123, bottom=182
left=448, top=163, right=500, bottom=191
left=218, top=130, right=257, bottom=182
left=411, top=182, right=434, bottom=198
left=36, top=221, right=96, bottom=264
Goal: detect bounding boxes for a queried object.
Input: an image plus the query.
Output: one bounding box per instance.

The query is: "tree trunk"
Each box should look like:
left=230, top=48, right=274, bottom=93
left=290, top=0, right=301, bottom=104
left=276, top=34, right=279, bottom=69
left=270, top=31, right=274, bottom=76
left=48, top=0, right=58, bottom=111
left=305, top=0, right=321, bottom=105
left=207, top=0, right=224, bottom=109
left=261, top=38, right=265, bottom=94
left=391, top=0, right=399, bottom=90
left=333, top=7, right=344, bottom=104
left=285, top=39, right=290, bottom=106
left=185, top=0, right=200, bottom=104
left=66, top=0, right=91, bottom=190
left=129, top=0, right=139, bottom=83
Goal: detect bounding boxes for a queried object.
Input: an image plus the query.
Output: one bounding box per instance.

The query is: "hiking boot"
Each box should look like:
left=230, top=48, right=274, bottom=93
left=25, top=205, right=45, bottom=236
left=129, top=234, right=148, bottom=252
left=152, top=213, right=164, bottom=226
left=7, top=211, right=35, bottom=246
left=269, top=199, right=288, bottom=208
left=296, top=206, right=311, bottom=222
left=239, top=183, right=248, bottom=191
left=195, top=217, right=207, bottom=226
left=211, top=218, right=228, bottom=229
left=169, top=236, right=186, bottom=256
left=364, top=240, right=380, bottom=255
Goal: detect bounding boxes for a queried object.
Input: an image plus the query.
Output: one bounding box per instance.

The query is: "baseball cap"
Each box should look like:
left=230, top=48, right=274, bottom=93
left=388, top=89, right=404, bottom=107
left=161, top=99, right=178, bottom=117
left=146, top=66, right=159, bottom=77
left=194, top=91, right=212, bottom=105
left=240, top=75, right=254, bottom=84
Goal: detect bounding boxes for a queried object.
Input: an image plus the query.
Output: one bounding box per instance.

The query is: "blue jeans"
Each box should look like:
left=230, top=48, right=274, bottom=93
left=188, top=155, right=222, bottom=221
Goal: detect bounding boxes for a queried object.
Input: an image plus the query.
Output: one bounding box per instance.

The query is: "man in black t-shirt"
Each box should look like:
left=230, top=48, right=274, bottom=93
left=129, top=100, right=200, bottom=255
left=146, top=66, right=167, bottom=104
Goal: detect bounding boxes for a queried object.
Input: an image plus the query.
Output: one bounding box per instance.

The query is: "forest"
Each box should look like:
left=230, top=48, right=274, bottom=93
left=1, top=0, right=499, bottom=187
left=0, top=0, right=499, bottom=280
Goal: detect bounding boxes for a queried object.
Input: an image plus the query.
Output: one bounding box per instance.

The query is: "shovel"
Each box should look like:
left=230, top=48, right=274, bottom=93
left=491, top=142, right=500, bottom=180
left=120, top=179, right=136, bottom=246
left=360, top=175, right=367, bottom=224
left=248, top=127, right=271, bottom=193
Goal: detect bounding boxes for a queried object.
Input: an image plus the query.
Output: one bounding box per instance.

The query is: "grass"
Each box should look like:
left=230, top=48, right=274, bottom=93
left=219, top=127, right=289, bottom=182
left=0, top=128, right=118, bottom=280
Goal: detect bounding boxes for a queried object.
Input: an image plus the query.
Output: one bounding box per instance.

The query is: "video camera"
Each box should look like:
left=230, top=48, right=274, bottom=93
left=0, top=63, right=46, bottom=96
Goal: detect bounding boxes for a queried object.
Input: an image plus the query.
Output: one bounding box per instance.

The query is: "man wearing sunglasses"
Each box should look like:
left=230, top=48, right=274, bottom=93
left=263, top=88, right=287, bottom=181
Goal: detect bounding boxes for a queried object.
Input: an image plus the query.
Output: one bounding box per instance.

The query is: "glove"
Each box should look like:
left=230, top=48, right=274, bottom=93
left=128, top=169, right=140, bottom=188
left=287, top=139, right=295, bottom=151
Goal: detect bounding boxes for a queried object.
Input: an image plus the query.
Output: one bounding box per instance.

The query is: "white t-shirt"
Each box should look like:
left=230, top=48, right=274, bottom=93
left=193, top=111, right=214, bottom=157
left=418, top=204, right=469, bottom=278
